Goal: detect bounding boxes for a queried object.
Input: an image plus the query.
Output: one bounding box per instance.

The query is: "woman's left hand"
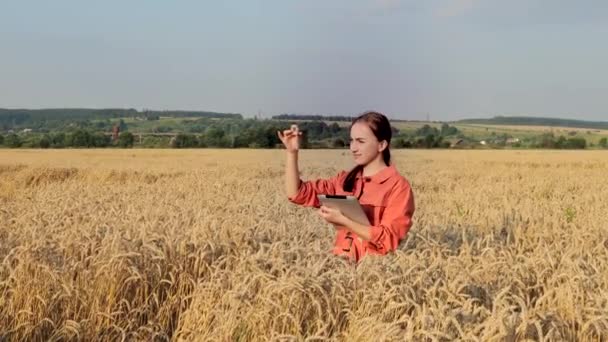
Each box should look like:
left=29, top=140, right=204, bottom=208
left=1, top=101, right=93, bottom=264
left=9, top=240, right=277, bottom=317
left=318, top=205, right=348, bottom=226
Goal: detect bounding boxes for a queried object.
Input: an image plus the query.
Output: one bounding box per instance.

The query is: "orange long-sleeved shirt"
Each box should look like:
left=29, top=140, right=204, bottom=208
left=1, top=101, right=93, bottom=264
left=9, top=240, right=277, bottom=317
left=288, top=165, right=415, bottom=262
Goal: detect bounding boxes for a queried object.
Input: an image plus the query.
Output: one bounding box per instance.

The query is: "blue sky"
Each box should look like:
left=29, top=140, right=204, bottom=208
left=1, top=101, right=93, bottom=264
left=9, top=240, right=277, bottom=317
left=1, top=0, right=607, bottom=121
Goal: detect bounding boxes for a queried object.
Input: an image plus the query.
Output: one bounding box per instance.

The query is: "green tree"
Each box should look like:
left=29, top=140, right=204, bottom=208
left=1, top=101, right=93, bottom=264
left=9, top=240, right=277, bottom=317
left=440, top=123, right=459, bottom=136
left=555, top=136, right=567, bottom=149
left=92, top=133, right=110, bottom=147
left=537, top=133, right=556, bottom=148
left=119, top=119, right=128, bottom=132
left=393, top=138, right=408, bottom=148
left=565, top=137, right=586, bottom=149
left=332, top=138, right=345, bottom=148
left=51, top=133, right=66, bottom=148
left=416, top=124, right=439, bottom=137
left=423, top=134, right=436, bottom=148
left=329, top=122, right=341, bottom=134
left=0, top=134, right=4, bottom=146
left=300, top=130, right=309, bottom=149
left=118, top=132, right=134, bottom=147
left=599, top=137, right=607, bottom=148
left=5, top=134, right=22, bottom=148
left=39, top=135, right=51, bottom=148
left=172, top=133, right=198, bottom=148
left=205, top=127, right=226, bottom=147
left=68, top=130, right=91, bottom=147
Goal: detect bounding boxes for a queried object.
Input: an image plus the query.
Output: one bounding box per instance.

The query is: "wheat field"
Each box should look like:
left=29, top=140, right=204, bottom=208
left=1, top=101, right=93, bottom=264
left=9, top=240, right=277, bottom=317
left=1, top=149, right=607, bottom=341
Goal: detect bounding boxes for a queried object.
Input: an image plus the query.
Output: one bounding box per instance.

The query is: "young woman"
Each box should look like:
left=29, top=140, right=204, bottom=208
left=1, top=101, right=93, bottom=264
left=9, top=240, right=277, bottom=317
left=278, top=111, right=415, bottom=262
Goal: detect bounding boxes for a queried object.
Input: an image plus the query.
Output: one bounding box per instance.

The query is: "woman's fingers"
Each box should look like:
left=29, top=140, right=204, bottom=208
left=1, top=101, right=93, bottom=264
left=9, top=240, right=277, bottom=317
left=318, top=210, right=328, bottom=220
left=278, top=129, right=293, bottom=140
left=277, top=126, right=300, bottom=146
left=320, top=206, right=335, bottom=215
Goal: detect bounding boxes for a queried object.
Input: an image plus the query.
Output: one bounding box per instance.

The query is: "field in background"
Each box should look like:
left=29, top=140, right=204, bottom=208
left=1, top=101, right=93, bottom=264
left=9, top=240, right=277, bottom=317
left=391, top=122, right=608, bottom=145
left=1, top=149, right=608, bottom=340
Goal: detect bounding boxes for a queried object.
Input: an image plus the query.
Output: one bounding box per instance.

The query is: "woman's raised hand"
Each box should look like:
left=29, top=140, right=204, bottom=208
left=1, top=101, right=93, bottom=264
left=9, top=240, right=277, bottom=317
left=277, top=124, right=302, bottom=153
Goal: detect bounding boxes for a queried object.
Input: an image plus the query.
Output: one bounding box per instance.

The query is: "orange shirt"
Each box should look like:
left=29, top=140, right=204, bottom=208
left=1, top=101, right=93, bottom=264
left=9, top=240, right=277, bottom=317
left=288, top=165, right=415, bottom=262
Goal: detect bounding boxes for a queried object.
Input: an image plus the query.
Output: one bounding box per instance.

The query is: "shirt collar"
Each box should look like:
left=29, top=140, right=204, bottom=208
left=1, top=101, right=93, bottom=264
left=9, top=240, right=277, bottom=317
left=356, top=165, right=398, bottom=184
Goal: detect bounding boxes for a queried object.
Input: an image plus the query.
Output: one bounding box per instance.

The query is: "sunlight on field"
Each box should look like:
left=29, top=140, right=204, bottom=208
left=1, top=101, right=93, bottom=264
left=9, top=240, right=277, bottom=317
left=1, top=149, right=608, bottom=340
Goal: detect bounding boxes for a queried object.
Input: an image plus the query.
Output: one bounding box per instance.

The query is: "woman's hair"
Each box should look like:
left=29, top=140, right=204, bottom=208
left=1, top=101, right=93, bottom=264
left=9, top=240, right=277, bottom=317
left=343, top=111, right=392, bottom=192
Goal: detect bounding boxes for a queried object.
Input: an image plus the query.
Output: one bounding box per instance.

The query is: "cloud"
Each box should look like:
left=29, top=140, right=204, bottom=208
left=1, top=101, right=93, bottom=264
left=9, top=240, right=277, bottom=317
left=435, top=0, right=480, bottom=17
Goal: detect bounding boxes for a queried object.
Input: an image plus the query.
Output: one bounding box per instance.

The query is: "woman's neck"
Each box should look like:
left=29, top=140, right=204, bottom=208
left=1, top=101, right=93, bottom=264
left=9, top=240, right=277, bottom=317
left=362, top=157, right=388, bottom=177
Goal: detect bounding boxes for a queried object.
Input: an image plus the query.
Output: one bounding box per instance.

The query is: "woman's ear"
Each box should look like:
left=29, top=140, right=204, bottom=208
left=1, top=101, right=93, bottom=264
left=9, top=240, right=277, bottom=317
left=378, top=140, right=388, bottom=152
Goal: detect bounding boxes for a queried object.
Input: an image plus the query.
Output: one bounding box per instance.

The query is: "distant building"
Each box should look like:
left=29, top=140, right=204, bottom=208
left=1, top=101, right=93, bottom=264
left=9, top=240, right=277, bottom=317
left=22, top=128, right=32, bottom=134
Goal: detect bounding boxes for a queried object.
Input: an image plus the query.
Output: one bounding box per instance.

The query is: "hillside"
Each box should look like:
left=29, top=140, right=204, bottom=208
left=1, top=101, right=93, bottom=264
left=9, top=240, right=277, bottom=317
left=457, top=116, right=608, bottom=130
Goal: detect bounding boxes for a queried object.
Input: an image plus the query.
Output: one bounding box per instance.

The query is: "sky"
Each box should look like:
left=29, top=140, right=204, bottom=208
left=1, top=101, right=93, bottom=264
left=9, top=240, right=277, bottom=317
left=1, top=0, right=608, bottom=121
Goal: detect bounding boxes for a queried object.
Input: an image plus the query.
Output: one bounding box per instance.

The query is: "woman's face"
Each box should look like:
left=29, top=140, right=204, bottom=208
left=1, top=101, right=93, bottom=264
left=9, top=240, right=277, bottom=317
left=349, top=122, right=386, bottom=166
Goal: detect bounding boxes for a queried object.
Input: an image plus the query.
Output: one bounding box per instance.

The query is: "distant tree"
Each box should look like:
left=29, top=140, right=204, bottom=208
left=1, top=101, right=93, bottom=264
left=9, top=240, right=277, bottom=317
left=423, top=134, right=436, bottom=148
left=599, top=137, right=608, bottom=148
left=118, top=132, right=134, bottom=148
left=393, top=138, right=408, bottom=148
left=172, top=133, right=198, bottom=148
left=416, top=124, right=440, bottom=137
left=119, top=119, right=128, bottom=132
left=555, top=136, right=567, bottom=149
left=537, top=133, right=556, bottom=149
left=197, top=134, right=208, bottom=147
left=39, top=135, right=51, bottom=148
left=0, top=134, right=4, bottom=146
left=205, top=127, right=225, bottom=147
left=329, top=122, right=341, bottom=134
left=265, top=126, right=281, bottom=147
left=92, top=132, right=111, bottom=147
left=5, top=134, right=22, bottom=148
left=300, top=121, right=329, bottom=138
left=565, top=137, right=586, bottom=149
left=440, top=123, right=459, bottom=136
left=51, top=133, right=66, bottom=148
left=332, top=138, right=345, bottom=148
left=68, top=130, right=91, bottom=147
left=300, top=130, right=309, bottom=149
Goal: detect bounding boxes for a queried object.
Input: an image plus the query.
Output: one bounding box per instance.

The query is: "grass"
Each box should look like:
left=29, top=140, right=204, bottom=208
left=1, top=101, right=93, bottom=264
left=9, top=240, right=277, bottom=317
left=1, top=149, right=608, bottom=340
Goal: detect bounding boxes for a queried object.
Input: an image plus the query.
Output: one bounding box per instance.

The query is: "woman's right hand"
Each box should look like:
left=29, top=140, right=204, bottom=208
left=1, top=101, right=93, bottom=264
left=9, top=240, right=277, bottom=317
left=277, top=124, right=302, bottom=153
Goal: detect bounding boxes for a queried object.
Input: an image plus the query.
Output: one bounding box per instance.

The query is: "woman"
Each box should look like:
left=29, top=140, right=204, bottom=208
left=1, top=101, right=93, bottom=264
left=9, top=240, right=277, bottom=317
left=278, top=111, right=415, bottom=262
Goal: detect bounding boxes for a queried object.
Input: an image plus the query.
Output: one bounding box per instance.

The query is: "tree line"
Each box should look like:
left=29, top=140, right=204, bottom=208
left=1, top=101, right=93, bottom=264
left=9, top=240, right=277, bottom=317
left=1, top=118, right=604, bottom=149
left=458, top=116, right=608, bottom=130
left=0, top=108, right=242, bottom=130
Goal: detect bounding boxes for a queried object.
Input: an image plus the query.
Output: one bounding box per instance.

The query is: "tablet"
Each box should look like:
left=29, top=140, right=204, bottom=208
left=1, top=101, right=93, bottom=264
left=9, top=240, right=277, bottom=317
left=317, top=195, right=371, bottom=226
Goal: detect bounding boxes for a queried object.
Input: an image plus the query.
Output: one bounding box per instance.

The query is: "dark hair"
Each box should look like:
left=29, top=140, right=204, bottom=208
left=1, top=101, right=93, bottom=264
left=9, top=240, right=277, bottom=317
left=343, top=111, right=392, bottom=192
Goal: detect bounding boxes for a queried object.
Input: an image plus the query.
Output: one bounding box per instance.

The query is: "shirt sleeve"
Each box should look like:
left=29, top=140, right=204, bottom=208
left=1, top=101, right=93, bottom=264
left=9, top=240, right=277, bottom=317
left=367, top=182, right=415, bottom=253
left=287, top=172, right=344, bottom=208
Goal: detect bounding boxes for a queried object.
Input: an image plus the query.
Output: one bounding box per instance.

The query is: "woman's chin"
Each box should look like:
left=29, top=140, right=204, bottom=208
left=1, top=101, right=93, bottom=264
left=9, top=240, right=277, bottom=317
left=353, top=157, right=366, bottom=165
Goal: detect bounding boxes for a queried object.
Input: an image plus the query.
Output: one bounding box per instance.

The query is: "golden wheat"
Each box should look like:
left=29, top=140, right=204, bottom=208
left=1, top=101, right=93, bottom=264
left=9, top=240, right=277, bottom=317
left=1, top=149, right=607, bottom=341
